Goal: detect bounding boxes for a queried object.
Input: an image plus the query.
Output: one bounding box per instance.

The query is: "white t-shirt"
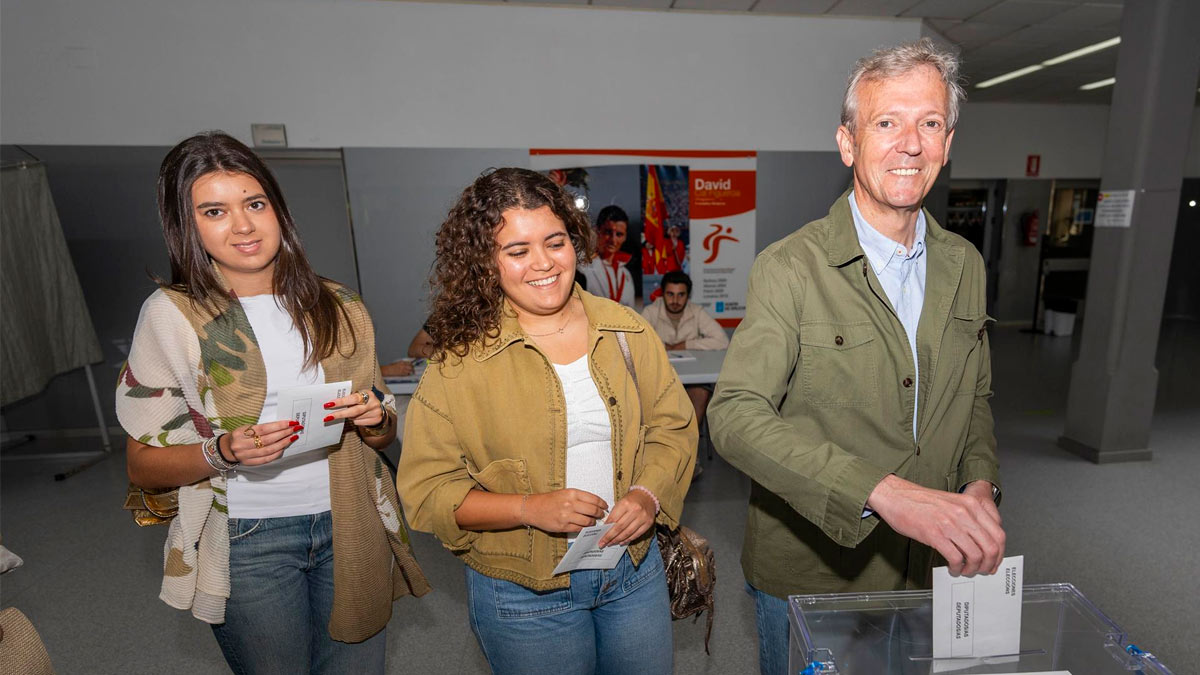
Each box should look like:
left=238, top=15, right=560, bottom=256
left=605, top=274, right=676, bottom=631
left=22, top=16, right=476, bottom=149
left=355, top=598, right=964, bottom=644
left=580, top=258, right=635, bottom=308
left=553, top=355, right=616, bottom=528
left=226, top=295, right=332, bottom=519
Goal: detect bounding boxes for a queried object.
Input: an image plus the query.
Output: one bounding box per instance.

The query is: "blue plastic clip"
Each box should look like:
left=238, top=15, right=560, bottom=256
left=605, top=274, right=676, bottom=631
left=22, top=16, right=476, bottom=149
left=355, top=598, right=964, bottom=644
left=800, top=662, right=825, bottom=675
left=1126, top=644, right=1145, bottom=656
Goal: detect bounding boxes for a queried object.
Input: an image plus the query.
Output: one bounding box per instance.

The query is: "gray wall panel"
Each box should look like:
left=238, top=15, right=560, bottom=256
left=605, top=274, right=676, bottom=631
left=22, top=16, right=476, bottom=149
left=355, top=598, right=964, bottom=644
left=756, top=151, right=852, bottom=251
left=1, top=145, right=357, bottom=434
left=343, top=148, right=528, bottom=363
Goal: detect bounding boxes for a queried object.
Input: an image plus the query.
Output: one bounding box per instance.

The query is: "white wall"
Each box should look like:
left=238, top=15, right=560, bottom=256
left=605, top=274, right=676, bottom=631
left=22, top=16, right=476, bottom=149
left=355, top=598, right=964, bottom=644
left=0, top=0, right=920, bottom=151
left=953, top=103, right=1200, bottom=179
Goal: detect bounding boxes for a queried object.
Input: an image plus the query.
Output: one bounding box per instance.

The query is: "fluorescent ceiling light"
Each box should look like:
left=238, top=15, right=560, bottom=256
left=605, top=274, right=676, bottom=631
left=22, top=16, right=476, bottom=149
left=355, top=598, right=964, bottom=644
left=1080, top=77, right=1116, bottom=90
left=976, top=65, right=1044, bottom=89
left=1042, top=37, right=1122, bottom=66
left=975, top=36, right=1121, bottom=90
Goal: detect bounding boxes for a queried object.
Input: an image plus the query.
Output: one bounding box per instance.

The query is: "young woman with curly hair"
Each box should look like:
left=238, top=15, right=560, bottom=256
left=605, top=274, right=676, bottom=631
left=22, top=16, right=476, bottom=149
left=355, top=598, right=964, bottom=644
left=398, top=168, right=697, bottom=675
left=117, top=132, right=428, bottom=674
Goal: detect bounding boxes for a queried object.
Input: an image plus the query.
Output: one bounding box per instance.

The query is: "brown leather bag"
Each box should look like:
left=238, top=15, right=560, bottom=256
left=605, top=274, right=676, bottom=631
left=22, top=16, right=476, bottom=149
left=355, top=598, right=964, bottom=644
left=122, top=484, right=178, bottom=526
left=656, top=523, right=717, bottom=652
left=615, top=332, right=717, bottom=653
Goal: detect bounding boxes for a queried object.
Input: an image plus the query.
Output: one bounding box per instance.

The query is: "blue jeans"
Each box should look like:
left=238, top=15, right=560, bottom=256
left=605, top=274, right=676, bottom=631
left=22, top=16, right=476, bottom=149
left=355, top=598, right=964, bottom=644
left=747, top=582, right=789, bottom=675
left=211, top=512, right=387, bottom=675
left=465, top=536, right=672, bottom=675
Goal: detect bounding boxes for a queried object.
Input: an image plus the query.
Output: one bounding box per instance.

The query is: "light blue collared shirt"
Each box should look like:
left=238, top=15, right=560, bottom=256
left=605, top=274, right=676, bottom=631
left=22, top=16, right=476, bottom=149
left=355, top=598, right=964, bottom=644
left=848, top=191, right=926, bottom=441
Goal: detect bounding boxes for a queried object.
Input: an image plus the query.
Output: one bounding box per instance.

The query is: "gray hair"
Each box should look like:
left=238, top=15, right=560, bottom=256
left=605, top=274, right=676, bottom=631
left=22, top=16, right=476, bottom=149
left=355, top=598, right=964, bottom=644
left=840, top=38, right=966, bottom=132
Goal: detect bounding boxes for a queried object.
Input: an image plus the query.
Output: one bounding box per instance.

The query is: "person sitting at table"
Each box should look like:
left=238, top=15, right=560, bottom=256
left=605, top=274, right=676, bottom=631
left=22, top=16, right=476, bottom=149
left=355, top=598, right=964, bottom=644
left=381, top=325, right=435, bottom=377
left=641, top=270, right=729, bottom=430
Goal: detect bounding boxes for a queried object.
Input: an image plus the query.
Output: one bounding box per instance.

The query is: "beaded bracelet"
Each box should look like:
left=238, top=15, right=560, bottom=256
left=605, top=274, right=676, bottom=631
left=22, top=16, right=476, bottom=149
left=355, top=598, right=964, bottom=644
left=202, top=434, right=237, bottom=473
left=629, top=485, right=660, bottom=515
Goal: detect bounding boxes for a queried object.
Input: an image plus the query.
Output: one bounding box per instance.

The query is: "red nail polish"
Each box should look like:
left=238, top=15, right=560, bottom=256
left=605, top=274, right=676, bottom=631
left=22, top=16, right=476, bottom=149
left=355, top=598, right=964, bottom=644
left=290, top=434, right=299, bottom=442
left=323, top=415, right=334, bottom=423
left=294, top=425, right=304, bottom=431
left=289, top=420, right=300, bottom=427
left=323, top=402, right=335, bottom=409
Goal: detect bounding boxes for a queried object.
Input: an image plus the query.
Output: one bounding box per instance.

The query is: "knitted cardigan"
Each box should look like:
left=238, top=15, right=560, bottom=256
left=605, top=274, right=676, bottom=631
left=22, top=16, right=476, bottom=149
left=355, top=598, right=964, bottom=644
left=116, top=280, right=430, bottom=642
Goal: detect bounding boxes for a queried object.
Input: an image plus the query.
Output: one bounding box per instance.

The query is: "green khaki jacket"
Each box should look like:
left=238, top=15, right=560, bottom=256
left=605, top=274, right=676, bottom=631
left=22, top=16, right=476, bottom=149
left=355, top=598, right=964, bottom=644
left=709, top=191, right=1000, bottom=598
left=397, top=288, right=697, bottom=590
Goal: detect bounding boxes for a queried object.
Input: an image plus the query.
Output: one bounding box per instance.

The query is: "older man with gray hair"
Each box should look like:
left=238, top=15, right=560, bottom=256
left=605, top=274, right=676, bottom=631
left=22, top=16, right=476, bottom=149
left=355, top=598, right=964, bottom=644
left=709, top=38, right=1004, bottom=674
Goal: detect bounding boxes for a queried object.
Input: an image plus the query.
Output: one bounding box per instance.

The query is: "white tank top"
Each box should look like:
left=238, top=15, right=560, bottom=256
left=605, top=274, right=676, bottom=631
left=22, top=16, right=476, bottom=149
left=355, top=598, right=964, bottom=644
left=225, top=295, right=332, bottom=519
left=552, top=355, right=616, bottom=517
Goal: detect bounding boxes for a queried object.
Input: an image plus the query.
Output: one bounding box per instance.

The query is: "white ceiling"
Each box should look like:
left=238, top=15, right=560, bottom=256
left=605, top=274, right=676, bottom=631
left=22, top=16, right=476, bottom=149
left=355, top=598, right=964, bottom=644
left=428, top=0, right=1133, bottom=103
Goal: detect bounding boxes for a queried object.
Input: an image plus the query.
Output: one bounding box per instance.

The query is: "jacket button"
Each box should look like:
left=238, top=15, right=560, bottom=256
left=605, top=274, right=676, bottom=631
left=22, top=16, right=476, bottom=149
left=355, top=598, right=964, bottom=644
left=607, top=396, right=617, bottom=406
left=616, top=470, right=623, bottom=481
left=916, top=445, right=921, bottom=456
left=977, top=327, right=985, bottom=341
left=902, top=377, right=913, bottom=388
left=834, top=335, right=844, bottom=346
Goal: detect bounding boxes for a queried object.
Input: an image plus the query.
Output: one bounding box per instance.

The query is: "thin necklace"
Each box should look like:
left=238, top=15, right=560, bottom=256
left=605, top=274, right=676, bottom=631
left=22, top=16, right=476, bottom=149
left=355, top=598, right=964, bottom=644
left=523, top=304, right=574, bottom=337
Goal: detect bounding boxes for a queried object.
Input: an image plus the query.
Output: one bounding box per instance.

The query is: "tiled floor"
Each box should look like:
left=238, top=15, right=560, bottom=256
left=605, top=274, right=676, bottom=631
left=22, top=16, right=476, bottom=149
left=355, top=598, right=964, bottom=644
left=2, top=322, right=1196, bottom=673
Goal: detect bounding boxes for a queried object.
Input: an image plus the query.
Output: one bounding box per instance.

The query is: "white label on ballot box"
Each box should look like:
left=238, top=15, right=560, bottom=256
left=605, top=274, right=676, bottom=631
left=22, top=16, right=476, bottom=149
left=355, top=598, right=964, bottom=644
left=933, top=555, right=1023, bottom=660
left=275, top=380, right=352, bottom=458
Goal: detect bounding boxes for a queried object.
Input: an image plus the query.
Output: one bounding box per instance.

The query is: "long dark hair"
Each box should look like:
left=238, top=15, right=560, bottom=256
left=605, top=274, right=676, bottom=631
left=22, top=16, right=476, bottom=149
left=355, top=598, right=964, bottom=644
left=156, top=131, right=353, bottom=369
left=427, top=168, right=596, bottom=359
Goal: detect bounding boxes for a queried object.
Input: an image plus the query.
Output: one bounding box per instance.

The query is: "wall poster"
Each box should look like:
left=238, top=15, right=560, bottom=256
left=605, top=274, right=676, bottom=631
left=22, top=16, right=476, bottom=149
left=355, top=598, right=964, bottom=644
left=530, top=149, right=755, bottom=327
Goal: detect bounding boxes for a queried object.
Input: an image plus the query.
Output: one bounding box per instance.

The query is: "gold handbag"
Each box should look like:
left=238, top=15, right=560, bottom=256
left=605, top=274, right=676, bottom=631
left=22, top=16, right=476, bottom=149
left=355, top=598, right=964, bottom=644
left=122, top=484, right=179, bottom=526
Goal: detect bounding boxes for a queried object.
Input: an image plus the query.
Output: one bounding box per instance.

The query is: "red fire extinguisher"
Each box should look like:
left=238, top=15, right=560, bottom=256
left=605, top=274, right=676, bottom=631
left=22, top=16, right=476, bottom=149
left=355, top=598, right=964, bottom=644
left=1020, top=210, right=1040, bottom=246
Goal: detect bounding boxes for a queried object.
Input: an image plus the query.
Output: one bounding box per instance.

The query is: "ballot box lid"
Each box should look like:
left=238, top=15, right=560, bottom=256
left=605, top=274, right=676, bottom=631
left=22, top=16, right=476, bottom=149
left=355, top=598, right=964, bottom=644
left=787, top=582, right=1172, bottom=675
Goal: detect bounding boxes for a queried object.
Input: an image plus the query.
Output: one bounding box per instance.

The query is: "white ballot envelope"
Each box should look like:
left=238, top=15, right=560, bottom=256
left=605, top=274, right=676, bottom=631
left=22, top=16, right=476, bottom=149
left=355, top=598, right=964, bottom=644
left=551, top=523, right=628, bottom=575
left=933, top=554, right=1024, bottom=663
left=275, top=380, right=352, bottom=458
left=666, top=350, right=696, bottom=362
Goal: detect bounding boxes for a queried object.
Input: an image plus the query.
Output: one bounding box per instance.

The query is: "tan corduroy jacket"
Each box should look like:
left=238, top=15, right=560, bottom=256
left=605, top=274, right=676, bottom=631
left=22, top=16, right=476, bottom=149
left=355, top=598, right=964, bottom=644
left=398, top=287, right=697, bottom=590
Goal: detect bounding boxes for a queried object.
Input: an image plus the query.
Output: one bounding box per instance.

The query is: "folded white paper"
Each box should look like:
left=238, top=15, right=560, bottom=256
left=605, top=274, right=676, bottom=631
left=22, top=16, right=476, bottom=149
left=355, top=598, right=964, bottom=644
left=275, top=380, right=352, bottom=458
left=666, top=350, right=696, bottom=362
left=933, top=555, right=1023, bottom=660
left=551, top=523, right=627, bottom=575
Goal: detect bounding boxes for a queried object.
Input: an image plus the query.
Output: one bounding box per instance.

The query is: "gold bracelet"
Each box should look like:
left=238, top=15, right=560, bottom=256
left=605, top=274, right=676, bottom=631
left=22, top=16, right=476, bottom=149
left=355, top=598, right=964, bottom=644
left=360, top=406, right=393, bottom=437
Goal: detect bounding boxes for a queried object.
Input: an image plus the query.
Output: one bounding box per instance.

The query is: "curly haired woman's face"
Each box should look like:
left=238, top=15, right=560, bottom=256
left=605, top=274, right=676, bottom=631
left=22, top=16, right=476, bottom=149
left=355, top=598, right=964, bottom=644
left=494, top=205, right=576, bottom=317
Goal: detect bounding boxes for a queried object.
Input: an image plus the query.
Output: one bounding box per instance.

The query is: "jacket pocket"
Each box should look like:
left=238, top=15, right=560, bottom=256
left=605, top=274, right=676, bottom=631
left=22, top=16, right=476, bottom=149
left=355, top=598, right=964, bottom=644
left=467, top=458, right=535, bottom=560
left=950, top=313, right=993, bottom=395
left=799, top=322, right=879, bottom=407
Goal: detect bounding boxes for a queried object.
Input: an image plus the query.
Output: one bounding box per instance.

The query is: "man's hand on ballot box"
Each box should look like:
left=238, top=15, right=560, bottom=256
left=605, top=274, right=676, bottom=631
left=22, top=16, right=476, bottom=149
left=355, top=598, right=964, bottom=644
left=867, top=475, right=1005, bottom=577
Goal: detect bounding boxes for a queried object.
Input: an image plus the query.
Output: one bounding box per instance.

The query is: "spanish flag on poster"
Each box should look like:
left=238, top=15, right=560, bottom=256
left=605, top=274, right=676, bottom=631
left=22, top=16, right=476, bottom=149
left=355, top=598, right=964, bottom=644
left=643, top=165, right=667, bottom=275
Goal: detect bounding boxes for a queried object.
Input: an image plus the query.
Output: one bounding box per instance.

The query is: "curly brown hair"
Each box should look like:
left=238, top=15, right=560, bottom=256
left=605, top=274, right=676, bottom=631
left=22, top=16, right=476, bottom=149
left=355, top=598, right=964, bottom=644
left=427, top=168, right=596, bottom=359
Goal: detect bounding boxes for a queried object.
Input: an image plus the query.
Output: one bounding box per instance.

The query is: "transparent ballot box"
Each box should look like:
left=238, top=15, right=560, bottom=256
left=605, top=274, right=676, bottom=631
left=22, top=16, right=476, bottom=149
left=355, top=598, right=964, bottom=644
left=788, top=583, right=1171, bottom=674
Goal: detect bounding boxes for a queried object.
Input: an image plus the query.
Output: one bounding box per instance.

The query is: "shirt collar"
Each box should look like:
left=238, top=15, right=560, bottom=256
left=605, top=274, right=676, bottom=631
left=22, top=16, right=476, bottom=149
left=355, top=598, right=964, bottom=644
left=849, top=190, right=926, bottom=276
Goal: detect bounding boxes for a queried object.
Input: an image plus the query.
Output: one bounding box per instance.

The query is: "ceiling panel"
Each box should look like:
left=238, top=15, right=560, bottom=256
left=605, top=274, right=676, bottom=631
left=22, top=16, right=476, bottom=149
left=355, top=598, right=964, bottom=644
left=592, top=0, right=675, bottom=8
left=900, top=0, right=1000, bottom=20
left=944, top=21, right=1021, bottom=45
left=408, top=0, right=1130, bottom=104
left=969, top=0, right=1076, bottom=25
left=672, top=0, right=756, bottom=10
left=824, top=0, right=924, bottom=17
left=750, top=0, right=838, bottom=14
left=1038, top=2, right=1122, bottom=28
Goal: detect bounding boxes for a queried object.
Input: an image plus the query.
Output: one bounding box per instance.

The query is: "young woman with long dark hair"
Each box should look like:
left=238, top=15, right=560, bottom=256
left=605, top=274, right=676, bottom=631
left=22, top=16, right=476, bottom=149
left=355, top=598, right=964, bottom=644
left=117, top=131, right=428, bottom=674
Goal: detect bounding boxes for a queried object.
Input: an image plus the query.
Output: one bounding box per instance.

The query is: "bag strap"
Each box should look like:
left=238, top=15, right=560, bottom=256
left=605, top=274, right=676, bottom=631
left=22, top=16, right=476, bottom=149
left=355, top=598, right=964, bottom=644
left=614, top=331, right=639, bottom=393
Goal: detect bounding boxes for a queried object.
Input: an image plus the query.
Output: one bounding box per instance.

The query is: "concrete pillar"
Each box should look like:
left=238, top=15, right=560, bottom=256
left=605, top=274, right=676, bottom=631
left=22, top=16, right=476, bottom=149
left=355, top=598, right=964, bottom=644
left=1058, top=0, right=1200, bottom=463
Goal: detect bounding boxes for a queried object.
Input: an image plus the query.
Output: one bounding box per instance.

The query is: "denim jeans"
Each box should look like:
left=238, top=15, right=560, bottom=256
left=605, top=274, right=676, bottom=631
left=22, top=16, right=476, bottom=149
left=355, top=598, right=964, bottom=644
left=747, top=582, right=789, bottom=675
left=465, top=536, right=672, bottom=675
left=211, top=511, right=387, bottom=675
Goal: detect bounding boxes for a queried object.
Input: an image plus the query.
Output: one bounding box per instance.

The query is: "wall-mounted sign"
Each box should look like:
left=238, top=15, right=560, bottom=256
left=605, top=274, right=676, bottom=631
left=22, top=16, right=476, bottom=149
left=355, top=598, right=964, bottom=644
left=1025, top=154, right=1040, bottom=177
left=1095, top=189, right=1136, bottom=228
left=251, top=124, right=288, bottom=148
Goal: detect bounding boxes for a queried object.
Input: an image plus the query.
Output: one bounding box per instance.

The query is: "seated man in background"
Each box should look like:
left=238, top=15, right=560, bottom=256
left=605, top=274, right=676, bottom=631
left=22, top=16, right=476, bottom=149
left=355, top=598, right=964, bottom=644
left=641, top=271, right=729, bottom=430
left=381, top=326, right=434, bottom=377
